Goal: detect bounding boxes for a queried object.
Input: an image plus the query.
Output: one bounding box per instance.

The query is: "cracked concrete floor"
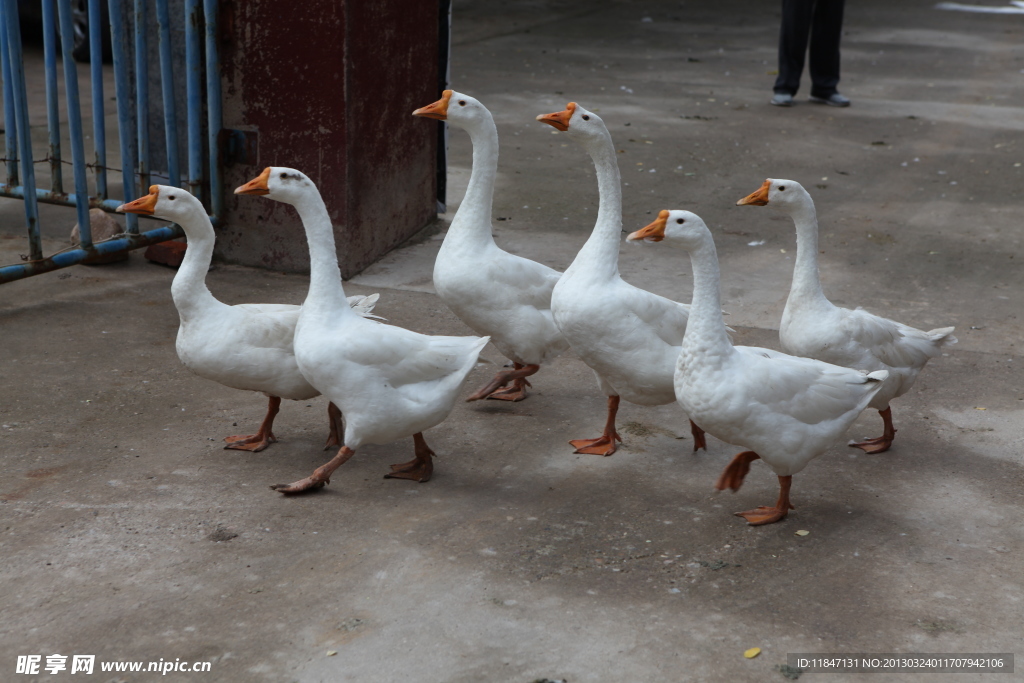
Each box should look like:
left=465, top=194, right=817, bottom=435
left=1, top=1, right=1022, bottom=681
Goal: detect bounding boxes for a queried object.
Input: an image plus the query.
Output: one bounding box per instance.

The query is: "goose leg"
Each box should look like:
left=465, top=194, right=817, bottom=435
left=323, top=402, right=344, bottom=450
left=466, top=363, right=540, bottom=402
left=734, top=475, right=795, bottom=526
left=385, top=432, right=434, bottom=482
left=849, top=406, right=897, bottom=454
left=271, top=446, right=356, bottom=495
left=224, top=396, right=280, bottom=452
left=690, top=420, right=707, bottom=452
left=569, top=396, right=623, bottom=456
left=714, top=451, right=760, bottom=492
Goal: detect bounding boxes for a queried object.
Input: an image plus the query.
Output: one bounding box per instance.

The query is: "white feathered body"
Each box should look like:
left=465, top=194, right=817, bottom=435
left=759, top=177, right=956, bottom=413
left=552, top=267, right=690, bottom=406
left=294, top=310, right=489, bottom=450
left=174, top=294, right=379, bottom=401
left=677, top=340, right=887, bottom=477
left=431, top=93, right=569, bottom=368
left=434, top=237, right=567, bottom=366
left=780, top=297, right=956, bottom=411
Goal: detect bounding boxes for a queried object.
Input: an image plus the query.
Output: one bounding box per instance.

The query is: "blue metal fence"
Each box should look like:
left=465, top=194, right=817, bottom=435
left=0, top=0, right=222, bottom=284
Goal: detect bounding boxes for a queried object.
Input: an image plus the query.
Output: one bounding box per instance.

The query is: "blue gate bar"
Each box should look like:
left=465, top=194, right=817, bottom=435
left=2, top=0, right=42, bottom=261
left=56, top=0, right=93, bottom=248
left=156, top=0, right=180, bottom=188
left=0, top=5, right=19, bottom=187
left=0, top=225, right=184, bottom=283
left=204, top=0, right=222, bottom=219
left=185, top=0, right=202, bottom=200
left=41, top=0, right=64, bottom=195
left=88, top=0, right=107, bottom=200
left=107, top=0, right=138, bottom=234
left=0, top=0, right=220, bottom=285
left=1, top=185, right=124, bottom=212
left=134, top=0, right=149, bottom=191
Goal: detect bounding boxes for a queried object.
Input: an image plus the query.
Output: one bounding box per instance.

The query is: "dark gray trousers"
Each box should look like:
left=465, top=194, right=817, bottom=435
left=773, top=0, right=846, bottom=98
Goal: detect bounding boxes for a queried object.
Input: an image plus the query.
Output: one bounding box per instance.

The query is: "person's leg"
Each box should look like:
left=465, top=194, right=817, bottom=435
left=774, top=0, right=815, bottom=97
left=808, top=0, right=845, bottom=99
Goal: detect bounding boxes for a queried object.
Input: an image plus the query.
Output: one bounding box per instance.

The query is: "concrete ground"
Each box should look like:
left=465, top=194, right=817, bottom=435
left=2, top=1, right=1022, bottom=681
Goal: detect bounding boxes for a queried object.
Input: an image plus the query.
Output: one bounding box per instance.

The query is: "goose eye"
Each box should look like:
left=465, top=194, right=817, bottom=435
left=168, top=195, right=175, bottom=200
left=458, top=100, right=466, bottom=106
left=582, top=114, right=590, bottom=121
left=778, top=185, right=786, bottom=191
left=676, top=218, right=684, bottom=224
left=280, top=173, right=288, bottom=179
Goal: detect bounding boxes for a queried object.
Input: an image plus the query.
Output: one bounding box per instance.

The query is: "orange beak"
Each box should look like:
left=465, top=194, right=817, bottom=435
left=536, top=102, right=576, bottom=131
left=117, top=186, right=159, bottom=215
left=412, top=90, right=453, bottom=120
left=235, top=167, right=272, bottom=196
left=627, top=210, right=669, bottom=242
left=737, top=179, right=771, bottom=206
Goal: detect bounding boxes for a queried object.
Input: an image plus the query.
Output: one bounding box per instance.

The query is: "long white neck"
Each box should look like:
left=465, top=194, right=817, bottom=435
left=785, top=194, right=833, bottom=311
left=446, top=114, right=498, bottom=250
left=567, top=129, right=622, bottom=280
left=169, top=205, right=220, bottom=320
left=291, top=189, right=354, bottom=320
left=681, top=233, right=733, bottom=358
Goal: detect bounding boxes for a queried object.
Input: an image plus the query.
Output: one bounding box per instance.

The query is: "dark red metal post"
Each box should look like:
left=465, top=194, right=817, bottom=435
left=216, top=0, right=439, bottom=278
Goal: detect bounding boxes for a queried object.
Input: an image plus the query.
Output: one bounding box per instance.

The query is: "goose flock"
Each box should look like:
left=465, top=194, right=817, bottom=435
left=118, top=90, right=955, bottom=526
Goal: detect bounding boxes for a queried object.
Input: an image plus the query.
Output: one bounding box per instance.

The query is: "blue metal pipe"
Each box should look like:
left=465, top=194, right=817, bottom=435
left=185, top=0, right=203, bottom=201
left=2, top=0, right=42, bottom=261
left=0, top=224, right=185, bottom=284
left=41, top=0, right=63, bottom=194
left=133, top=0, right=149, bottom=191
left=155, top=0, right=179, bottom=188
left=107, top=0, right=138, bottom=234
left=0, top=5, right=19, bottom=187
left=203, top=0, right=221, bottom=219
left=88, top=0, right=107, bottom=199
left=56, top=0, right=93, bottom=249
left=0, top=183, right=124, bottom=212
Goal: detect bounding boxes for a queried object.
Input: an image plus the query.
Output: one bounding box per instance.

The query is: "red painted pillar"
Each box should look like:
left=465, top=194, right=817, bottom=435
left=216, top=0, right=439, bottom=278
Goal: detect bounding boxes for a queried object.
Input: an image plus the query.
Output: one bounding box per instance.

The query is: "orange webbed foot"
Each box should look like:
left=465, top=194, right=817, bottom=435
left=714, top=451, right=760, bottom=492
left=224, top=432, right=276, bottom=452
left=384, top=459, right=433, bottom=482
left=734, top=504, right=793, bottom=526
left=485, top=383, right=529, bottom=402
left=466, top=364, right=537, bottom=402
left=384, top=434, right=435, bottom=482
left=690, top=420, right=707, bottom=452
left=569, top=433, right=622, bottom=456
left=848, top=435, right=894, bottom=454
left=271, top=468, right=331, bottom=495
left=271, top=446, right=355, bottom=495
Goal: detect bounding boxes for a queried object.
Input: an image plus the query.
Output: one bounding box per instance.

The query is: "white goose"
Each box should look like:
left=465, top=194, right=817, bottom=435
left=536, top=102, right=705, bottom=456
left=118, top=186, right=379, bottom=452
left=412, top=90, right=568, bottom=401
left=628, top=210, right=888, bottom=525
left=235, top=168, right=489, bottom=494
left=737, top=179, right=956, bottom=453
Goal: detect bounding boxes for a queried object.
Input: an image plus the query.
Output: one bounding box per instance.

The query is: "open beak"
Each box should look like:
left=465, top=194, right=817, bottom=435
left=627, top=210, right=669, bottom=242
left=536, top=102, right=576, bottom=131
left=412, top=90, right=453, bottom=120
left=117, top=186, right=159, bottom=215
left=235, top=167, right=272, bottom=196
left=737, top=179, right=771, bottom=206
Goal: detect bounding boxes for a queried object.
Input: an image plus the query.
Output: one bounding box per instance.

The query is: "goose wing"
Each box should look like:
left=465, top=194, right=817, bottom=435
left=616, top=280, right=690, bottom=346
left=840, top=307, right=955, bottom=370
left=736, top=346, right=885, bottom=426
left=489, top=251, right=562, bottom=310
left=343, top=324, right=487, bottom=389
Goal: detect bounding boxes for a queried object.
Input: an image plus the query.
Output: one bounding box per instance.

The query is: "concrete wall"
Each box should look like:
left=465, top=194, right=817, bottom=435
left=215, top=0, right=441, bottom=278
